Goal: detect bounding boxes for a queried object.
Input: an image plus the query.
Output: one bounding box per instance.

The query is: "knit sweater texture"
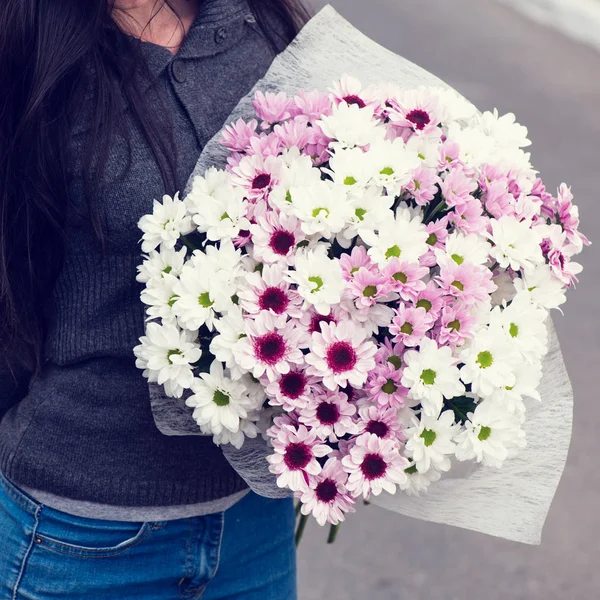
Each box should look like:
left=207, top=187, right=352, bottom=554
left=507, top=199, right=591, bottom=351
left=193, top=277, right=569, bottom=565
left=0, top=0, right=286, bottom=507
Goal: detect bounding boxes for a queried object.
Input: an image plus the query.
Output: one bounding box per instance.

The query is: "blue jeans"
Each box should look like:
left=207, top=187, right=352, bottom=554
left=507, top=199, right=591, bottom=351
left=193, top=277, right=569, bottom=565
left=0, top=472, right=296, bottom=599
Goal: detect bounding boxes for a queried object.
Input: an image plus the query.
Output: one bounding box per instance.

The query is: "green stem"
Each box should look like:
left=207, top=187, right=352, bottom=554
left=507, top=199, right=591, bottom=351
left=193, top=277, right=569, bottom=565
left=295, top=513, right=309, bottom=548
left=327, top=524, right=340, bottom=544
left=425, top=199, right=448, bottom=223
left=180, top=235, right=198, bottom=251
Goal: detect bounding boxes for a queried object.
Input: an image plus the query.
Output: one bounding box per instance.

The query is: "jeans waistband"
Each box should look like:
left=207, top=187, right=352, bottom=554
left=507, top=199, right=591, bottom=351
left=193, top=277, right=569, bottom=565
left=0, top=471, right=40, bottom=517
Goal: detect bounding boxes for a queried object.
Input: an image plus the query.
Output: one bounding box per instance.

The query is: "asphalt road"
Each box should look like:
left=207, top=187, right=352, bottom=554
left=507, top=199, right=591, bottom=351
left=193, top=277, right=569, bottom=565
left=297, top=1, right=600, bottom=599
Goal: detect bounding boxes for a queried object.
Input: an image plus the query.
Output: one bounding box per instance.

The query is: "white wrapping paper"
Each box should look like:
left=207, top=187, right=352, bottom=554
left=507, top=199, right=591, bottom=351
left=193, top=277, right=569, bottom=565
left=148, top=5, right=574, bottom=544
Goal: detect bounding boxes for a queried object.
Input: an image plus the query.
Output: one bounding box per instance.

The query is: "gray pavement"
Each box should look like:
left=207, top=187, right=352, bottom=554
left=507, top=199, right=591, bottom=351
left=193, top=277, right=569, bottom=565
left=297, top=1, right=600, bottom=598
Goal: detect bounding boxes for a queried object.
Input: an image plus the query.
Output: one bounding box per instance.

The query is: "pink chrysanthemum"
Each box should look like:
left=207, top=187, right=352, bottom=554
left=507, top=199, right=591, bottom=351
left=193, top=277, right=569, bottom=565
left=339, top=246, right=376, bottom=281
left=252, top=90, right=298, bottom=127
left=293, top=89, right=333, bottom=123
left=413, top=281, right=445, bottom=324
left=482, top=178, right=514, bottom=220
left=273, top=119, right=311, bottom=152
left=449, top=197, right=490, bottom=234
left=356, top=404, right=405, bottom=442
left=345, top=267, right=394, bottom=310
left=297, top=458, right=355, bottom=526
left=440, top=166, right=477, bottom=208
left=388, top=88, right=443, bottom=135
left=305, top=321, right=377, bottom=391
left=389, top=305, right=431, bottom=347
left=383, top=259, right=428, bottom=302
left=250, top=210, right=304, bottom=265
left=435, top=303, right=478, bottom=347
left=247, top=132, right=283, bottom=158
left=406, top=166, right=440, bottom=206
left=556, top=183, right=590, bottom=251
left=265, top=369, right=321, bottom=412
left=267, top=424, right=332, bottom=492
left=298, top=390, right=358, bottom=441
left=220, top=118, right=258, bottom=152
left=234, top=313, right=308, bottom=382
left=436, top=262, right=497, bottom=305
left=231, top=154, right=284, bottom=201
left=421, top=216, right=451, bottom=267
left=438, top=139, right=462, bottom=170
left=341, top=433, right=408, bottom=498
left=330, top=74, right=378, bottom=110
left=365, top=365, right=408, bottom=408
left=375, top=337, right=405, bottom=372
left=239, top=263, right=303, bottom=319
left=530, top=177, right=557, bottom=221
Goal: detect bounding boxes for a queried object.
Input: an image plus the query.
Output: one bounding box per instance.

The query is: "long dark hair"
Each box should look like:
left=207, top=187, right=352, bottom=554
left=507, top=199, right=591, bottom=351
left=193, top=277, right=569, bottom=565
left=0, top=0, right=309, bottom=382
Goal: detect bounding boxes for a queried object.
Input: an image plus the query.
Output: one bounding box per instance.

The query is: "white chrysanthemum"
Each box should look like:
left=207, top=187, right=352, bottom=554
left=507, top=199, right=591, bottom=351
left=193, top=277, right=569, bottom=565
left=513, top=264, right=566, bottom=310
left=454, top=400, right=526, bottom=467
left=340, top=297, right=395, bottom=336
left=446, top=122, right=496, bottom=167
left=488, top=360, right=542, bottom=415
left=200, top=241, right=245, bottom=284
left=366, top=138, right=421, bottom=195
left=140, top=272, right=179, bottom=325
left=138, top=193, right=194, bottom=253
left=136, top=246, right=187, bottom=284
left=489, top=292, right=548, bottom=363
left=459, top=329, right=520, bottom=398
left=401, top=337, right=465, bottom=418
left=327, top=146, right=378, bottom=188
left=186, top=167, right=230, bottom=202
left=359, top=206, right=429, bottom=266
left=210, top=307, right=248, bottom=380
left=203, top=417, right=260, bottom=449
left=133, top=322, right=201, bottom=398
left=398, top=463, right=442, bottom=497
left=317, top=102, right=384, bottom=148
left=185, top=361, right=255, bottom=438
left=338, top=188, right=394, bottom=247
left=286, top=246, right=345, bottom=315
left=479, top=109, right=531, bottom=149
left=436, top=232, right=491, bottom=267
left=404, top=410, right=461, bottom=473
left=171, top=263, right=231, bottom=332
left=436, top=87, right=478, bottom=123
left=488, top=216, right=544, bottom=272
left=290, top=181, right=352, bottom=237
left=404, top=135, right=441, bottom=169
left=190, top=184, right=250, bottom=242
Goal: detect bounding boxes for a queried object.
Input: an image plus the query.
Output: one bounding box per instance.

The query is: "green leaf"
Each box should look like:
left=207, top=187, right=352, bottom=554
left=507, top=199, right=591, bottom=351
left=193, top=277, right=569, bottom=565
left=445, top=395, right=477, bottom=424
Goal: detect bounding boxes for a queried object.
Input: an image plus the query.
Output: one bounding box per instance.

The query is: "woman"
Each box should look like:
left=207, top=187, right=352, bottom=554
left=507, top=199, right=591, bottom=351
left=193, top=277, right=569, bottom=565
left=0, top=0, right=308, bottom=597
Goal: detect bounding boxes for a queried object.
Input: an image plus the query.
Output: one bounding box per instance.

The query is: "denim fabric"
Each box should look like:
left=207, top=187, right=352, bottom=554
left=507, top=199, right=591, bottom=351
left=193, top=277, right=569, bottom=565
left=0, top=473, right=297, bottom=600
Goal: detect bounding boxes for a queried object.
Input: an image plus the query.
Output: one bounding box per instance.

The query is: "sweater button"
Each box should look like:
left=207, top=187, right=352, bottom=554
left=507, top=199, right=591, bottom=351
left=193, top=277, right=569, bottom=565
left=171, top=59, right=187, bottom=84
left=214, top=27, right=228, bottom=45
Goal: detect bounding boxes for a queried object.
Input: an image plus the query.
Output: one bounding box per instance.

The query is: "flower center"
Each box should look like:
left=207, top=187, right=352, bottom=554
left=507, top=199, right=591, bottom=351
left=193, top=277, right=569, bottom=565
left=420, top=428, right=437, bottom=447
left=284, top=443, right=312, bottom=470
left=344, top=176, right=357, bottom=186
left=212, top=390, right=230, bottom=407
left=448, top=319, right=461, bottom=331
left=252, top=173, right=271, bottom=190
left=269, top=230, right=295, bottom=255
left=279, top=372, right=307, bottom=399
left=316, top=402, right=340, bottom=425
left=258, top=287, right=289, bottom=314
left=420, top=369, right=436, bottom=385
left=416, top=299, right=432, bottom=312
left=387, top=354, right=402, bottom=370
left=393, top=271, right=408, bottom=283
left=315, top=479, right=339, bottom=503
left=363, top=285, right=377, bottom=298
left=400, top=322, right=413, bottom=335
left=509, top=323, right=519, bottom=338
left=385, top=245, right=401, bottom=259
left=382, top=379, right=398, bottom=395
left=366, top=420, right=389, bottom=438
left=343, top=94, right=365, bottom=108
left=451, top=280, right=464, bottom=291
left=361, top=453, right=387, bottom=480
left=309, top=313, right=335, bottom=334
left=198, top=292, right=213, bottom=308
left=476, top=351, right=494, bottom=369
left=426, top=233, right=437, bottom=246
left=308, top=276, right=324, bottom=293
left=254, top=333, right=286, bottom=365
left=166, top=349, right=182, bottom=364
left=326, top=341, right=357, bottom=374
left=451, top=253, right=464, bottom=265
left=406, top=109, right=431, bottom=130
left=478, top=426, right=492, bottom=441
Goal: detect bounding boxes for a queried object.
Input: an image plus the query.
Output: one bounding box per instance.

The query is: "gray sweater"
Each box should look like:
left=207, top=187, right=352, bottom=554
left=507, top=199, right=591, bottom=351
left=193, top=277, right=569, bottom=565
left=0, top=0, right=285, bottom=509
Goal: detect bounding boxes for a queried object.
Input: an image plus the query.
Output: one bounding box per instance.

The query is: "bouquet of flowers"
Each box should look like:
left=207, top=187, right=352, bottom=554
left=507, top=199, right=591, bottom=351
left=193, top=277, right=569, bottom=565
left=134, top=73, right=588, bottom=539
